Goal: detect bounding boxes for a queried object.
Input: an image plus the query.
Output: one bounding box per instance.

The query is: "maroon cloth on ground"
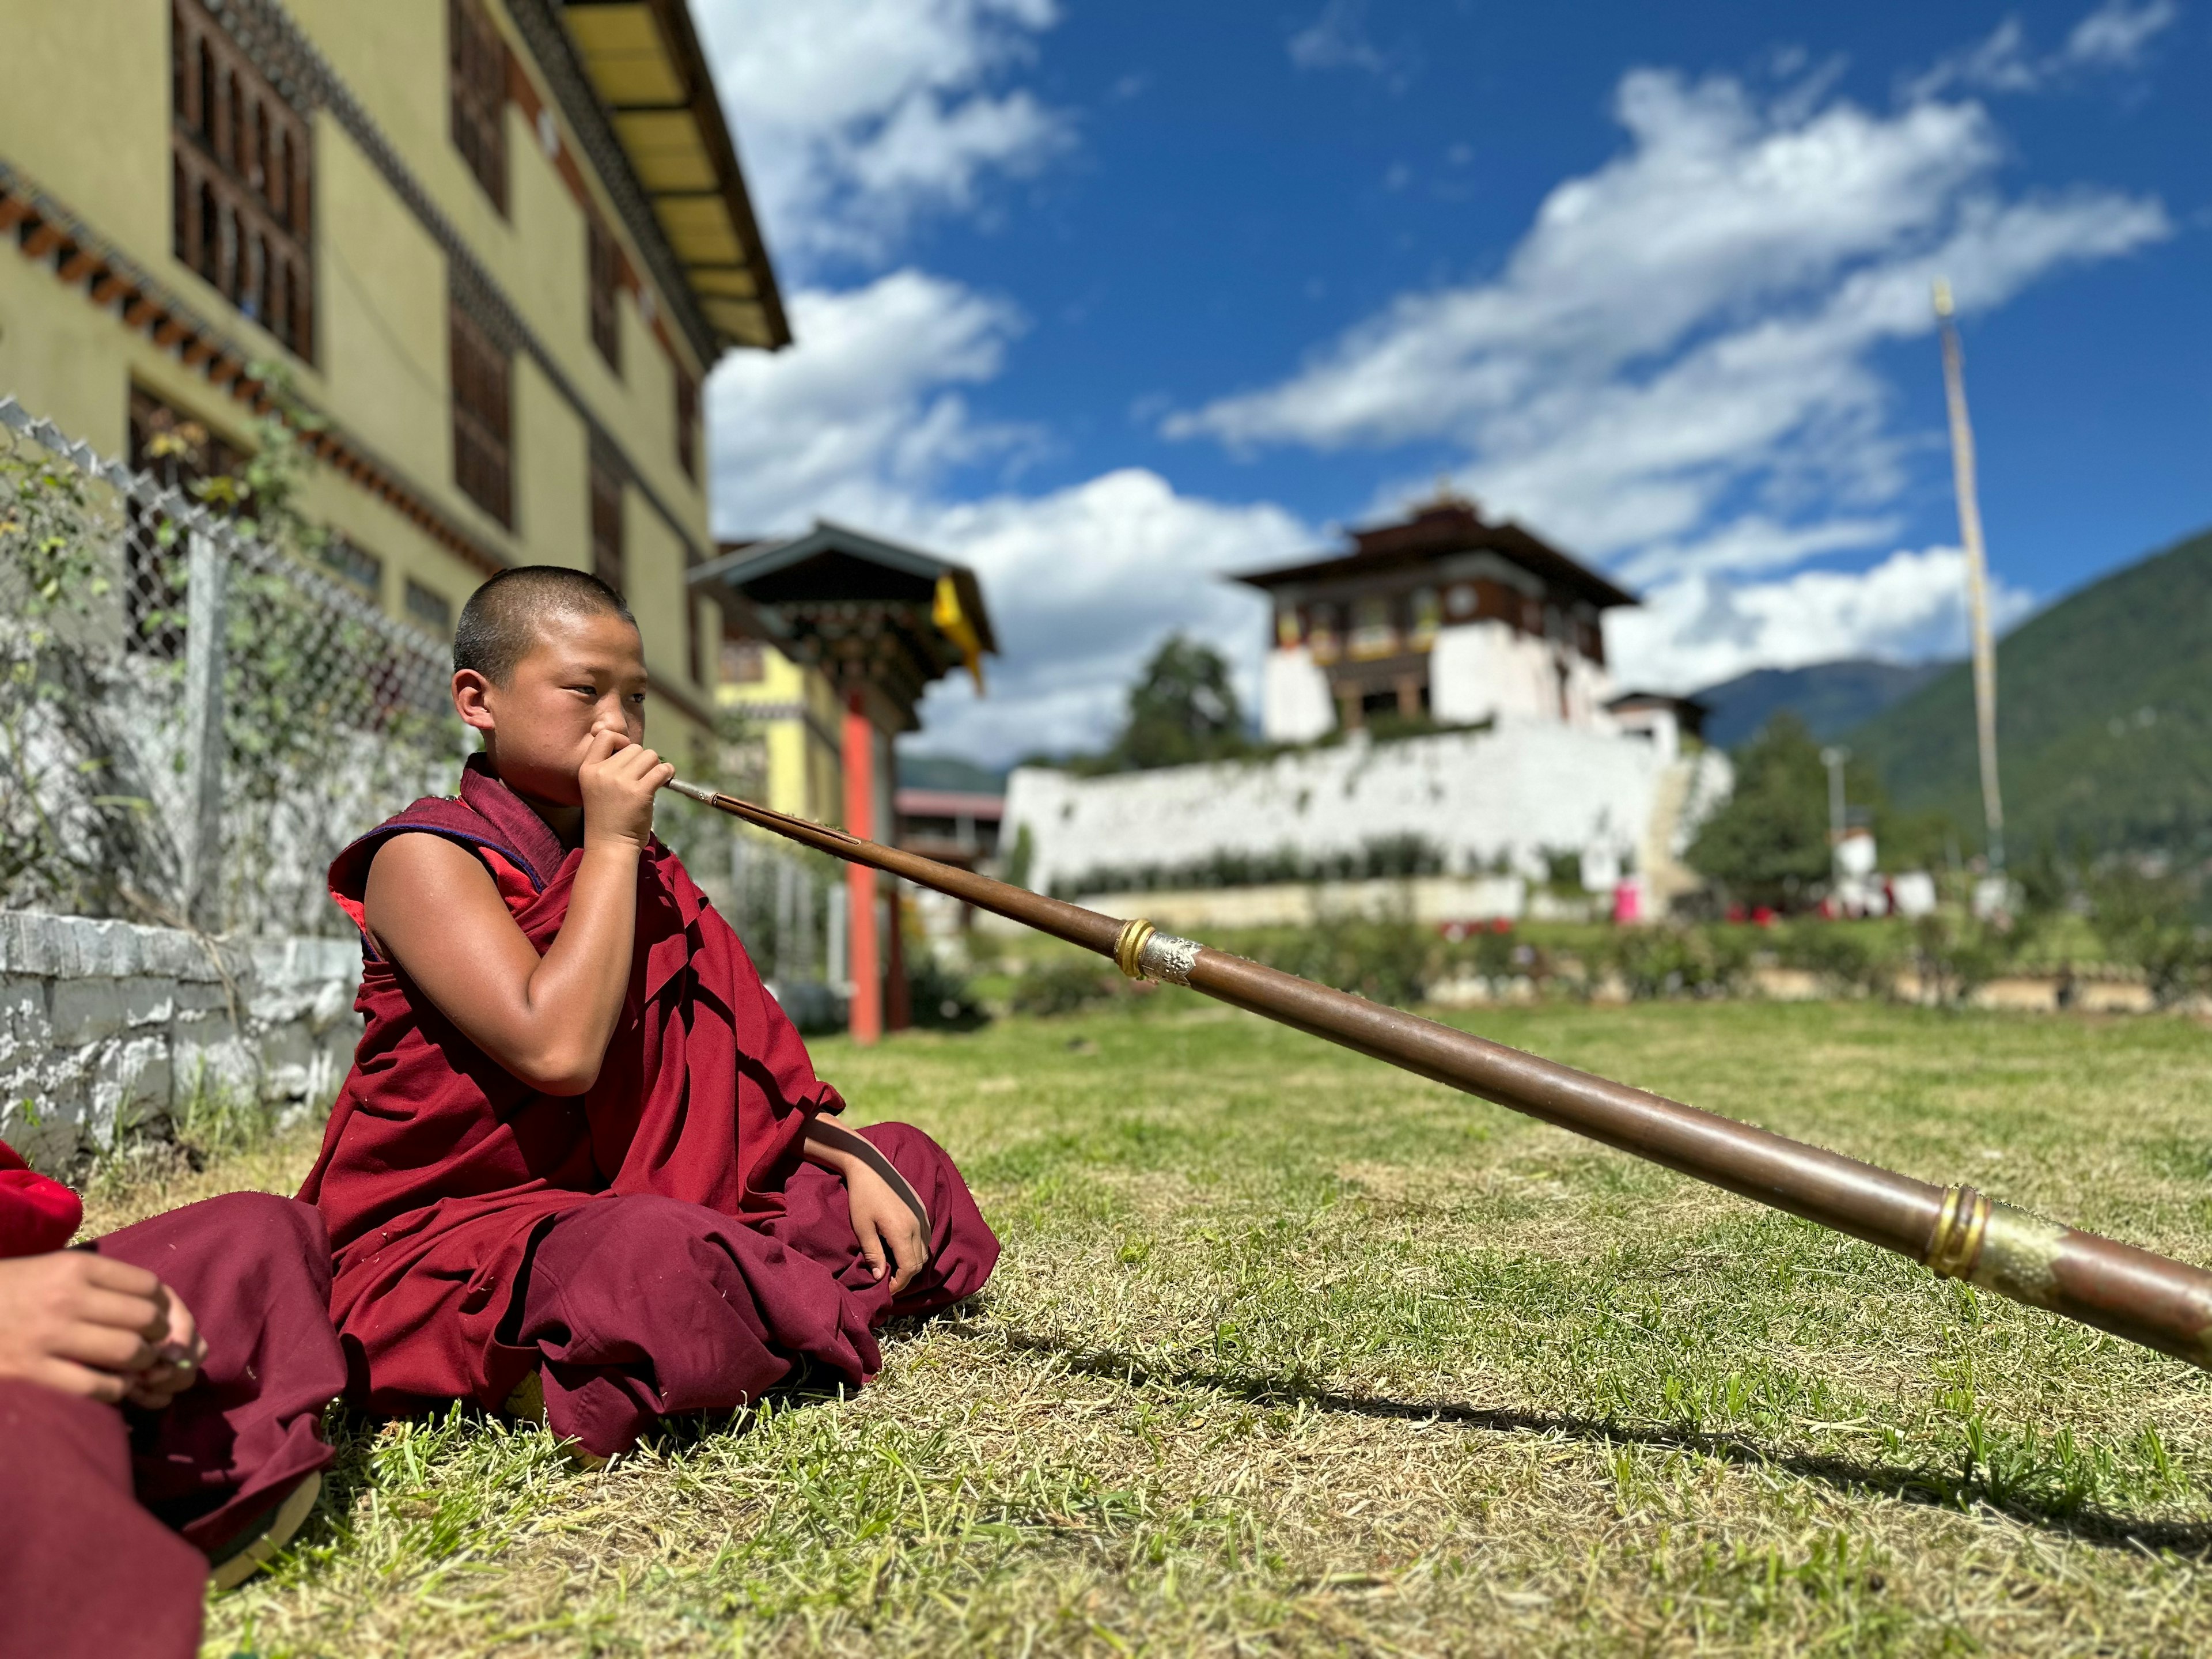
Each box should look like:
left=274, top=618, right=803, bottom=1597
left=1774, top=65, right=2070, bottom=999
left=514, top=1122, right=999, bottom=1457
left=0, top=1191, right=346, bottom=1659
left=0, top=1135, right=82, bottom=1254
left=0, top=1381, right=207, bottom=1659
left=94, top=1192, right=347, bottom=1548
left=301, top=756, right=999, bottom=1440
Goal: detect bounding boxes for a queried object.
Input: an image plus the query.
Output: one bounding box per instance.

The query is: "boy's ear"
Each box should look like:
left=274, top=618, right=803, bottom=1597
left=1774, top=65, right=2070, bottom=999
left=453, top=669, right=498, bottom=734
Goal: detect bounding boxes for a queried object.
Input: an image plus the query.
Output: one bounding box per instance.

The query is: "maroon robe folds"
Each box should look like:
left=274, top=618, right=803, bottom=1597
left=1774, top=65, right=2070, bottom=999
left=302, top=757, right=998, bottom=1455
left=0, top=1145, right=345, bottom=1659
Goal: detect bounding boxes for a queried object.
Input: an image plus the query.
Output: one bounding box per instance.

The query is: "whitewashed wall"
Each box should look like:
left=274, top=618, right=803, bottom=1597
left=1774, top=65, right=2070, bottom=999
left=1006, top=720, right=1733, bottom=900
left=1263, top=620, right=1618, bottom=738
left=0, top=912, right=363, bottom=1169
left=1262, top=647, right=1335, bottom=743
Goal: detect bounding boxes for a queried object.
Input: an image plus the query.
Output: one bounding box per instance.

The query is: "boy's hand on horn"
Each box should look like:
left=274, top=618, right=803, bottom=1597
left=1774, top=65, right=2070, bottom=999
left=578, top=718, right=675, bottom=853
left=0, top=1252, right=205, bottom=1407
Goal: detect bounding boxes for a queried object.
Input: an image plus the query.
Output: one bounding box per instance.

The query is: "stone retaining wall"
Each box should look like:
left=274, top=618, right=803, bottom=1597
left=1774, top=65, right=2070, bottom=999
left=0, top=911, right=363, bottom=1168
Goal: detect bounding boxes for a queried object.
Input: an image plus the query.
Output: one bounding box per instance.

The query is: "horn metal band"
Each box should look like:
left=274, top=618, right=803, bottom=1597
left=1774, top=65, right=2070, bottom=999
left=1113, top=918, right=1157, bottom=980
left=1925, top=1183, right=1991, bottom=1280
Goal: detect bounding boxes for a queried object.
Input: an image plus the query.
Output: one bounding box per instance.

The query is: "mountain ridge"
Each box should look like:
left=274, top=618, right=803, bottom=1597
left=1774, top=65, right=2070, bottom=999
left=1691, top=658, right=1952, bottom=749
left=1849, top=524, right=2212, bottom=856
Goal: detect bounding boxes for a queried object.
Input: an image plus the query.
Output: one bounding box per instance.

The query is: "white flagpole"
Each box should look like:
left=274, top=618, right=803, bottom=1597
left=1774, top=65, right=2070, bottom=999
left=1934, top=278, right=2005, bottom=873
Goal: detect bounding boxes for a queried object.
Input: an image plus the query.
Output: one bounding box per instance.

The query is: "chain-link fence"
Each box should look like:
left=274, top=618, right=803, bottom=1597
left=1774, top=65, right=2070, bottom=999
left=0, top=397, right=465, bottom=937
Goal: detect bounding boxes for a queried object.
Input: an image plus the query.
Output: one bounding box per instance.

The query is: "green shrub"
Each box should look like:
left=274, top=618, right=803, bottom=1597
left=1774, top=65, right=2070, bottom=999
left=2090, top=866, right=2210, bottom=1007
left=908, top=950, right=990, bottom=1031
left=1601, top=925, right=1754, bottom=1000
left=1777, top=925, right=1900, bottom=999
left=1908, top=911, right=2018, bottom=1007
left=1252, top=907, right=1433, bottom=1008
left=1009, top=956, right=1120, bottom=1017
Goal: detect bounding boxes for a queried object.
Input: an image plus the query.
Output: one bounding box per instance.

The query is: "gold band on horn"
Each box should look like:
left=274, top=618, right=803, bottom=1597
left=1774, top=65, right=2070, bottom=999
left=1112, top=918, right=1157, bottom=981
left=1925, top=1184, right=1992, bottom=1280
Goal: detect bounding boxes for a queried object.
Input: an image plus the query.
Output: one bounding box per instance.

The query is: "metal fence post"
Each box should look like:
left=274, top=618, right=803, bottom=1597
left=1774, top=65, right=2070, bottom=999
left=826, top=882, right=848, bottom=990
left=181, top=531, right=227, bottom=932
left=774, top=857, right=799, bottom=984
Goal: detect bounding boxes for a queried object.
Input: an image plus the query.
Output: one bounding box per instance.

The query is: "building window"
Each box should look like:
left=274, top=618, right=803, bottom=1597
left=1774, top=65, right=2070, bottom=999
left=450, top=294, right=512, bottom=527
left=319, top=536, right=384, bottom=597
left=1307, top=603, right=1340, bottom=665
left=675, top=366, right=699, bottom=483
left=590, top=440, right=625, bottom=594
left=1349, top=595, right=1398, bottom=661
left=1409, top=586, right=1441, bottom=647
left=169, top=0, right=313, bottom=358
left=406, top=578, right=454, bottom=635
left=449, top=0, right=507, bottom=213
left=586, top=216, right=620, bottom=372
left=724, top=638, right=766, bottom=683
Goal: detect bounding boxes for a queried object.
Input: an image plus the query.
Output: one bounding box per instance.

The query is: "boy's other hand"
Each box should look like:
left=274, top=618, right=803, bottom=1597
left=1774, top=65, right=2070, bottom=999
left=0, top=1253, right=190, bottom=1405
left=844, top=1162, right=929, bottom=1295
left=122, top=1279, right=207, bottom=1411
left=578, top=720, right=675, bottom=852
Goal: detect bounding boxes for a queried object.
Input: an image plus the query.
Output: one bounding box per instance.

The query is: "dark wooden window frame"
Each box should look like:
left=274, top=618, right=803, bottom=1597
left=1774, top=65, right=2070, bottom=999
left=449, top=0, right=508, bottom=214
left=406, top=577, right=455, bottom=635
left=587, top=214, right=621, bottom=373
left=169, top=0, right=314, bottom=359
left=675, top=364, right=700, bottom=484
left=589, top=437, right=626, bottom=596
left=450, top=295, right=513, bottom=528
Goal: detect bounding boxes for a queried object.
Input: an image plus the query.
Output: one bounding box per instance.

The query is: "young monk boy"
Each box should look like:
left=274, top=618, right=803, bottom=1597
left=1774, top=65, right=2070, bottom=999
left=0, top=1138, right=346, bottom=1658
left=301, top=567, right=998, bottom=1461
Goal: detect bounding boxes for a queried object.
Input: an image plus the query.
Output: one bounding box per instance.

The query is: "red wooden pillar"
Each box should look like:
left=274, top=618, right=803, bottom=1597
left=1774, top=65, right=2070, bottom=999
left=842, top=691, right=881, bottom=1046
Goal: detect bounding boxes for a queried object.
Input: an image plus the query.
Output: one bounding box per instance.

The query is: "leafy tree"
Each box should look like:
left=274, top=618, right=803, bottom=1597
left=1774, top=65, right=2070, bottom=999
left=1109, top=633, right=1245, bottom=770
left=1687, top=713, right=1885, bottom=910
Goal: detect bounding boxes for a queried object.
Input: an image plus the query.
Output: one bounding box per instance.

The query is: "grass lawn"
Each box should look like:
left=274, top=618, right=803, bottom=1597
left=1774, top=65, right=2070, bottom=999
left=103, top=997, right=2212, bottom=1656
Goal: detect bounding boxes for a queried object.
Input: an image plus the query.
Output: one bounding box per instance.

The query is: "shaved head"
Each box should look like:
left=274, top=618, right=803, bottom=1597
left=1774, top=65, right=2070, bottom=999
left=453, top=566, right=637, bottom=684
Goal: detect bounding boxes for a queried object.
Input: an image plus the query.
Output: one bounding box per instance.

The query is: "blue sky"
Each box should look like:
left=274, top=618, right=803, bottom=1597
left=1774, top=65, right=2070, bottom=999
left=695, top=0, right=2209, bottom=764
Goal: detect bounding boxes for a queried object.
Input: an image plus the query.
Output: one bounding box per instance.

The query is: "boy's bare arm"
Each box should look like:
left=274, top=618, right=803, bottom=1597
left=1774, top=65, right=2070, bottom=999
left=364, top=727, right=673, bottom=1094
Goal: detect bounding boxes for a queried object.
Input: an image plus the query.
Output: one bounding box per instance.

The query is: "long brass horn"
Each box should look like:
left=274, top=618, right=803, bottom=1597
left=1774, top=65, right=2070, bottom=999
left=668, top=777, right=2212, bottom=1372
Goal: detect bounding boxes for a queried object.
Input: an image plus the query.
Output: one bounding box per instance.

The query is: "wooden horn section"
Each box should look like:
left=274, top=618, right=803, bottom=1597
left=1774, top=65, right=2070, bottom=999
left=666, top=777, right=2212, bottom=1372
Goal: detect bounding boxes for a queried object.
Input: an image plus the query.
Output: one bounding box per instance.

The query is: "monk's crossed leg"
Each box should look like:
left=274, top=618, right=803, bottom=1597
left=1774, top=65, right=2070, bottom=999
left=509, top=1123, right=999, bottom=1459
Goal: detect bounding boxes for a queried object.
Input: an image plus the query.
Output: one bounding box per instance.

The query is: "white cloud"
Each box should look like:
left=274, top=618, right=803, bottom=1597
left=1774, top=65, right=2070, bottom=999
left=1166, top=67, right=2165, bottom=688
left=694, top=0, right=1071, bottom=268
left=2067, top=0, right=2181, bottom=65
left=903, top=475, right=1309, bottom=759
left=1606, top=547, right=2037, bottom=692
left=1906, top=0, right=2179, bottom=99
left=708, top=271, right=1030, bottom=533
left=708, top=274, right=1309, bottom=760
left=1288, top=0, right=1417, bottom=88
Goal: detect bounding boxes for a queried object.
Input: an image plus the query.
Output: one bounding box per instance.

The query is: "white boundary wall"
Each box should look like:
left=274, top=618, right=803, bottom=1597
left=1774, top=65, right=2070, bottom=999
left=0, top=912, right=362, bottom=1168
left=1006, top=721, right=1732, bottom=903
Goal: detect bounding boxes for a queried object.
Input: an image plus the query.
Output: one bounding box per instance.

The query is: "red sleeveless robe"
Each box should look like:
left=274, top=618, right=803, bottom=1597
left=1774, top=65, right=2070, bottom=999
left=301, top=756, right=856, bottom=1414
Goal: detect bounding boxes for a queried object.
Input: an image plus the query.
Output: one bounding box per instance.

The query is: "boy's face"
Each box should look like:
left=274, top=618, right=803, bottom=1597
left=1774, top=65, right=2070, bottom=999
left=455, top=609, right=650, bottom=806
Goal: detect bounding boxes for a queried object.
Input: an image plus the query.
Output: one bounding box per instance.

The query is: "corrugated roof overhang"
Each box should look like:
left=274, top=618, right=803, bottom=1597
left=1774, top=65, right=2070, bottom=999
left=558, top=0, right=791, bottom=353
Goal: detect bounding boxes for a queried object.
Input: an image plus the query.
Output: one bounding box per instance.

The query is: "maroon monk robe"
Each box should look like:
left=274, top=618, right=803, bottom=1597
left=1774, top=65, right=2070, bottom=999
left=0, top=1141, right=345, bottom=1659
left=302, top=756, right=998, bottom=1455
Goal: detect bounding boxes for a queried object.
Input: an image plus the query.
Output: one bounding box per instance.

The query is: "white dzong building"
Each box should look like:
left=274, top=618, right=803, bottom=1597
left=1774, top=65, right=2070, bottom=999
left=1235, top=495, right=1635, bottom=741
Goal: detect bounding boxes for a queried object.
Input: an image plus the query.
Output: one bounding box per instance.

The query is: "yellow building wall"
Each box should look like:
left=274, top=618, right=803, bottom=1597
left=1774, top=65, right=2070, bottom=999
left=513, top=359, right=590, bottom=572
left=0, top=0, right=727, bottom=753
left=1, top=0, right=170, bottom=280
left=717, top=645, right=845, bottom=825
left=316, top=123, right=454, bottom=495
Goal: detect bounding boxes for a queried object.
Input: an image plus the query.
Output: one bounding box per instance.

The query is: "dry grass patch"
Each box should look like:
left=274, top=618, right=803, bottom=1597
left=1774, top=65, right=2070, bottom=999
left=76, top=997, right=2212, bottom=1654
